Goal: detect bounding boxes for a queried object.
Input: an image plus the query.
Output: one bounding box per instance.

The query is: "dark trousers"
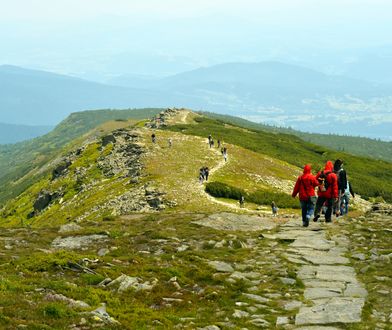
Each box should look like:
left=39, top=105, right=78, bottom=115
left=314, top=196, right=334, bottom=222
left=300, top=199, right=316, bottom=225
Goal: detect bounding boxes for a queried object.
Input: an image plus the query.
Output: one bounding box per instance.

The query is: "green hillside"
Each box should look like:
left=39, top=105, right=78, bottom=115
left=201, top=112, right=392, bottom=162
left=167, top=116, right=392, bottom=202
left=0, top=108, right=163, bottom=205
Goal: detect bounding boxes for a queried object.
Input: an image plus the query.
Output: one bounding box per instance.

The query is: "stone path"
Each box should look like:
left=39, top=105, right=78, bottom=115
left=275, top=221, right=368, bottom=328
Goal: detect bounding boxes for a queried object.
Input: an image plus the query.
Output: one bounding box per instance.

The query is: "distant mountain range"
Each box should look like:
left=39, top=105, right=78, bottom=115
left=1, top=62, right=391, bottom=140
left=0, top=122, right=53, bottom=144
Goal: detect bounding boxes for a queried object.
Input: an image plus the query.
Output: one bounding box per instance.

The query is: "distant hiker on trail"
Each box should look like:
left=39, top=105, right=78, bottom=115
left=209, top=139, right=214, bottom=148
left=151, top=133, right=156, bottom=143
left=239, top=195, right=245, bottom=208
left=208, top=134, right=212, bottom=144
left=340, top=180, right=355, bottom=215
left=313, top=161, right=338, bottom=223
left=221, top=147, right=224, bottom=155
left=199, top=168, right=205, bottom=184
left=205, top=167, right=210, bottom=181
left=168, top=138, right=172, bottom=148
left=333, top=159, right=348, bottom=217
left=271, top=201, right=278, bottom=216
left=223, top=147, right=228, bottom=162
left=217, top=139, right=221, bottom=148
left=292, top=164, right=319, bottom=227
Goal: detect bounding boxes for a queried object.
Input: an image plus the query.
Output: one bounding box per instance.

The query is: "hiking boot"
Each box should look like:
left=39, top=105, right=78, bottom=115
left=313, top=214, right=320, bottom=222
left=303, top=221, right=309, bottom=227
left=325, top=219, right=332, bottom=223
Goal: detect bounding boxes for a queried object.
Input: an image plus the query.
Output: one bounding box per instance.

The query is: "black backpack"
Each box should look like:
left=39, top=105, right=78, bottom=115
left=318, top=171, right=331, bottom=192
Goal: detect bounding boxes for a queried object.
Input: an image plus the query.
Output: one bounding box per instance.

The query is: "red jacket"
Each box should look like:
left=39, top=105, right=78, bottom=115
left=315, top=161, right=339, bottom=199
left=292, top=164, right=319, bottom=201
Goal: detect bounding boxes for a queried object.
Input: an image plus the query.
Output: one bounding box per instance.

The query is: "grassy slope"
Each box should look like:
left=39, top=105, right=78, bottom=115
left=0, top=108, right=163, bottom=205
left=202, top=112, right=392, bottom=163
left=166, top=116, right=392, bottom=202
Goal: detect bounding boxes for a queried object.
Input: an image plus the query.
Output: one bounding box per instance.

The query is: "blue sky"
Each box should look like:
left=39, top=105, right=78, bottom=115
left=1, top=0, right=392, bottom=78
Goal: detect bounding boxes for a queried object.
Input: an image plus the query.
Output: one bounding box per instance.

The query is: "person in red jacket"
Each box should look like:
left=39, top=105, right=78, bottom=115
left=292, top=164, right=319, bottom=227
left=313, top=160, right=339, bottom=223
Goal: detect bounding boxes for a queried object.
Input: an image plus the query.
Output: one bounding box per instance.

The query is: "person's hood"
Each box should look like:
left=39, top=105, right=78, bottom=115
left=303, top=164, right=312, bottom=174
left=324, top=161, right=334, bottom=172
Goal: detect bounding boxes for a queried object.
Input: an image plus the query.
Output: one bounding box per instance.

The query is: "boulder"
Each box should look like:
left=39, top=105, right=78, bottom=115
left=101, top=134, right=116, bottom=147
left=52, top=160, right=72, bottom=179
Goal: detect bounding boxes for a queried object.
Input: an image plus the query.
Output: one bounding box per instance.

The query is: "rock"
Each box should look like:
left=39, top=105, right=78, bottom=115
left=352, top=253, right=366, bottom=261
left=45, top=293, right=90, bottom=309
left=248, top=318, right=270, bottom=327
left=51, top=234, right=108, bottom=250
left=232, top=310, right=249, bottom=319
left=276, top=316, right=290, bottom=326
left=177, top=245, right=189, bottom=252
left=208, top=261, right=234, bottom=273
left=101, top=134, right=116, bottom=147
left=243, top=293, right=269, bottom=304
left=33, top=190, right=61, bottom=213
left=284, top=301, right=303, bottom=311
left=295, top=297, right=365, bottom=325
left=304, top=287, right=342, bottom=300
left=52, top=160, right=72, bottom=179
left=344, top=284, right=368, bottom=298
left=58, top=223, right=82, bottom=233
left=106, top=274, right=158, bottom=292
left=280, top=277, right=297, bottom=285
left=97, top=248, right=110, bottom=257
left=198, top=326, right=220, bottom=330
left=91, top=303, right=120, bottom=324
left=194, top=213, right=277, bottom=232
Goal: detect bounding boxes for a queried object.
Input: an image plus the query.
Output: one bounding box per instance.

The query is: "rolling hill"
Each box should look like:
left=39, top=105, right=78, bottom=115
left=0, top=122, right=53, bottom=144
left=0, top=108, right=391, bottom=329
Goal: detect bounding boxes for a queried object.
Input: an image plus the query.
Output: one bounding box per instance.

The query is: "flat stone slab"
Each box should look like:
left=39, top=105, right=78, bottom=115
left=295, top=297, right=365, bottom=325
left=298, top=265, right=357, bottom=283
left=208, top=261, right=234, bottom=273
left=194, top=213, right=277, bottom=232
left=304, top=287, right=343, bottom=300
left=52, top=234, right=108, bottom=250
left=296, top=327, right=342, bottom=330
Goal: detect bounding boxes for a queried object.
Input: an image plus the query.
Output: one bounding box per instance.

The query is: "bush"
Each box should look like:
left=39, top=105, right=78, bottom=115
left=205, top=181, right=300, bottom=209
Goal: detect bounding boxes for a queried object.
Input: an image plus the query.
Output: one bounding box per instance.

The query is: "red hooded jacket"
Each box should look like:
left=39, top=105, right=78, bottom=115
left=292, top=164, right=319, bottom=201
left=315, top=161, right=339, bottom=199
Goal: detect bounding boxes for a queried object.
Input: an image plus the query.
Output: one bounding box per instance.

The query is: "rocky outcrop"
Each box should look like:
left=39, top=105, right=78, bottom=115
left=28, top=190, right=62, bottom=217
left=52, top=160, right=72, bottom=179
left=145, top=108, right=180, bottom=128
left=98, top=129, right=143, bottom=178
left=370, top=202, right=392, bottom=215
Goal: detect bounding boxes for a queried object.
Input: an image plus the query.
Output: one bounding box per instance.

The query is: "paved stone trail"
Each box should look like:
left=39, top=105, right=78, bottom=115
left=275, top=221, right=368, bottom=328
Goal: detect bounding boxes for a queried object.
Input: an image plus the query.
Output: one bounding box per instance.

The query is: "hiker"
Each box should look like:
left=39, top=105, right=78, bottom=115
left=199, top=168, right=205, bottom=184
left=205, top=167, right=210, bottom=181
left=217, top=139, right=221, bottom=148
left=209, top=139, right=214, bottom=148
left=239, top=195, right=245, bottom=208
left=271, top=201, right=278, bottom=216
left=340, top=180, right=355, bottom=215
left=333, top=159, right=348, bottom=217
left=313, top=161, right=338, bottom=223
left=168, top=138, right=172, bottom=148
left=151, top=133, right=156, bottom=143
left=223, top=147, right=228, bottom=162
left=208, top=134, right=212, bottom=144
left=221, top=147, right=224, bottom=155
left=292, top=164, right=319, bottom=227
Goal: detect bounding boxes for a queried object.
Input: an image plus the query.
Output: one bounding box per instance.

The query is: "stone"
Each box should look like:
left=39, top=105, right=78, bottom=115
left=97, top=248, right=110, bottom=257
left=352, top=253, right=366, bottom=261
left=295, top=297, right=365, bottom=325
left=52, top=160, right=72, bottom=179
left=344, top=284, right=368, bottom=298
left=243, top=293, right=269, bottom=303
left=33, top=190, right=61, bottom=212
left=198, top=326, right=220, bottom=330
left=304, top=287, right=342, bottom=300
left=51, top=234, right=108, bottom=250
left=248, top=318, right=270, bottom=327
left=58, top=223, right=82, bottom=233
left=280, top=277, right=296, bottom=285
left=45, top=293, right=90, bottom=309
left=91, top=303, right=120, bottom=324
left=101, top=134, right=116, bottom=147
left=276, top=316, right=290, bottom=326
left=208, top=261, right=234, bottom=273
left=284, top=300, right=303, bottom=311
left=232, top=310, right=249, bottom=319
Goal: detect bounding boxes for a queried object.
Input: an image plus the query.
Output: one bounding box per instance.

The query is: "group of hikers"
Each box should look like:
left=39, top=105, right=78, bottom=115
left=292, top=159, right=355, bottom=227
left=208, top=134, right=228, bottom=162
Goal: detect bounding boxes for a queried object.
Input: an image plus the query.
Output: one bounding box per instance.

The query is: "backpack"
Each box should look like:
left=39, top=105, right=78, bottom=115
left=335, top=168, right=347, bottom=192
left=318, top=171, right=331, bottom=192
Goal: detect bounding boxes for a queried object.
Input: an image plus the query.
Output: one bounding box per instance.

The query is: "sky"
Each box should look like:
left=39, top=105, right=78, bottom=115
left=1, top=0, right=392, bottom=78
